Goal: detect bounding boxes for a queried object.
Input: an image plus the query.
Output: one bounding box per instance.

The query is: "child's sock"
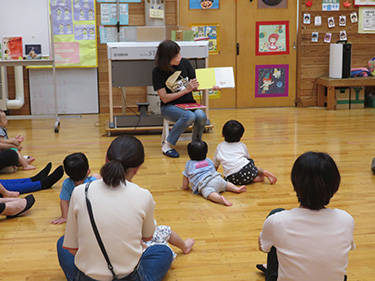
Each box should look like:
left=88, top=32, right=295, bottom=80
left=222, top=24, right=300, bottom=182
left=41, top=165, right=64, bottom=189
left=162, top=141, right=173, bottom=153
left=30, top=162, right=52, bottom=182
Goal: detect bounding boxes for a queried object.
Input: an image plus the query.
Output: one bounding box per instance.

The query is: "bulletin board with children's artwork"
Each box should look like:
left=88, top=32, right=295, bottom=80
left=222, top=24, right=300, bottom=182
left=296, top=1, right=374, bottom=107
left=50, top=0, right=98, bottom=67
left=190, top=24, right=219, bottom=54
left=255, top=64, right=289, bottom=98
left=256, top=21, right=289, bottom=56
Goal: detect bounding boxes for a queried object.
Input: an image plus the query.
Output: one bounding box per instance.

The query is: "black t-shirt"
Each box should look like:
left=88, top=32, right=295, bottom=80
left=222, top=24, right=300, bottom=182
left=152, top=58, right=196, bottom=106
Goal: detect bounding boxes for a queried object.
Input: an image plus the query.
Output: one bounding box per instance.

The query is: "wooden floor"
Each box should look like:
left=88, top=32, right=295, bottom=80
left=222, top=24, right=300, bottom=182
left=1, top=107, right=375, bottom=281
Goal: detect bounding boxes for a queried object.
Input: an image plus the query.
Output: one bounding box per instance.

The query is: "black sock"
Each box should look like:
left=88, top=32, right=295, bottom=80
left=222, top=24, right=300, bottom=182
left=6, top=194, right=35, bottom=219
left=0, top=202, right=5, bottom=214
left=30, top=162, right=52, bottom=182
left=41, top=165, right=64, bottom=189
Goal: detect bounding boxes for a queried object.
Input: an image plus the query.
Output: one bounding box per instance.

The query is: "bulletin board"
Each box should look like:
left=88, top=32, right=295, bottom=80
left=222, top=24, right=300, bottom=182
left=0, top=0, right=51, bottom=57
left=50, top=0, right=98, bottom=67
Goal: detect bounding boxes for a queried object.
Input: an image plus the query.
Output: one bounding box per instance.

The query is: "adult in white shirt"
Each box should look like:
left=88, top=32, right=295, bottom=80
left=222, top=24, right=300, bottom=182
left=59, top=135, right=173, bottom=281
left=257, top=152, right=355, bottom=281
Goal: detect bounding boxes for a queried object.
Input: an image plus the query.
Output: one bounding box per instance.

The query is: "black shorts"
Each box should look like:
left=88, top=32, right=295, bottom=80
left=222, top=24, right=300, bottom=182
left=225, top=160, right=258, bottom=185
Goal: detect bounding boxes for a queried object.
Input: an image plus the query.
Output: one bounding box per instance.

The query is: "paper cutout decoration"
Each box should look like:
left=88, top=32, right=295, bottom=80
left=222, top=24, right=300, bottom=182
left=343, top=0, right=351, bottom=7
left=306, top=0, right=313, bottom=7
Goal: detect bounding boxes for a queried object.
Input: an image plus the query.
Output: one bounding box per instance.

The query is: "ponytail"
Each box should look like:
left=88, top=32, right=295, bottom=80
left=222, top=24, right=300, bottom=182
left=100, top=160, right=125, bottom=187
left=101, top=135, right=145, bottom=187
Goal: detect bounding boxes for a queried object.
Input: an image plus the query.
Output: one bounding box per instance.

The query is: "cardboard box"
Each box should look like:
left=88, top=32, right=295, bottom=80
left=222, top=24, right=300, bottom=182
left=350, top=87, right=365, bottom=109
left=136, top=26, right=166, bottom=42
left=335, top=87, right=350, bottom=109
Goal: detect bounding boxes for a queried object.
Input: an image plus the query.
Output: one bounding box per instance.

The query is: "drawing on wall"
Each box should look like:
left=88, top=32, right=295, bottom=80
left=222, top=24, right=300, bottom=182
left=191, top=24, right=219, bottom=54
left=258, top=0, right=287, bottom=9
left=189, top=0, right=219, bottom=10
left=255, top=64, right=289, bottom=98
left=256, top=21, right=289, bottom=56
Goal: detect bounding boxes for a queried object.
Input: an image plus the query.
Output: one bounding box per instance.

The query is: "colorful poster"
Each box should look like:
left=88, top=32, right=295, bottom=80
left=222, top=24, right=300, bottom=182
left=51, top=1, right=74, bottom=35
left=50, top=0, right=97, bottom=67
left=191, top=24, right=219, bottom=54
left=74, top=25, right=96, bottom=40
left=255, top=64, right=289, bottom=98
left=73, top=0, right=95, bottom=21
left=258, top=0, right=287, bottom=9
left=256, top=21, right=289, bottom=56
left=101, top=4, right=129, bottom=25
left=97, top=0, right=140, bottom=2
left=54, top=42, right=80, bottom=64
left=189, top=0, right=219, bottom=9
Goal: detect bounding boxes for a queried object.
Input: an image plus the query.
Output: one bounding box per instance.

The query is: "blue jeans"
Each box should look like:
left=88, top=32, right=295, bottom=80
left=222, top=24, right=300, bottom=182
left=57, top=236, right=173, bottom=281
left=161, top=105, right=207, bottom=146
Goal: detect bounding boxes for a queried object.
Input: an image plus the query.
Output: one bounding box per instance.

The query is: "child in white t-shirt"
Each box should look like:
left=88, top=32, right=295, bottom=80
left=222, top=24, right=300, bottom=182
left=213, top=120, right=277, bottom=185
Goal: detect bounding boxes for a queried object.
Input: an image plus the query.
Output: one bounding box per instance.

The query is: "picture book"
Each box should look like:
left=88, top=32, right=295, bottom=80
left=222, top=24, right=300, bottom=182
left=175, top=103, right=207, bottom=110
left=196, top=67, right=235, bottom=90
left=2, top=36, right=23, bottom=60
left=25, top=44, right=42, bottom=59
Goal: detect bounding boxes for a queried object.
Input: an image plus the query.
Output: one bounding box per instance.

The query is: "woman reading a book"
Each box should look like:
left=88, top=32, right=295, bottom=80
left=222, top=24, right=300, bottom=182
left=152, top=39, right=218, bottom=158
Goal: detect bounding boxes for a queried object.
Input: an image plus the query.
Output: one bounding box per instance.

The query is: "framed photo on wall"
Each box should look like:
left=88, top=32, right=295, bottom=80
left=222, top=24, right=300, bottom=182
left=256, top=21, right=289, bottom=56
left=255, top=64, right=289, bottom=98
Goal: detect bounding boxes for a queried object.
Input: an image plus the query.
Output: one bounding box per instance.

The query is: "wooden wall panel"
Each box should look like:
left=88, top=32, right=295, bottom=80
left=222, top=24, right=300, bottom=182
left=97, top=0, right=177, bottom=114
left=297, top=2, right=372, bottom=107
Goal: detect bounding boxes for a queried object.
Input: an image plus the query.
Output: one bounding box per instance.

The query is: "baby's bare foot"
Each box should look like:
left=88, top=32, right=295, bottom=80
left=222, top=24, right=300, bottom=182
left=236, top=185, right=247, bottom=193
left=221, top=196, right=233, bottom=207
left=182, top=238, right=195, bottom=254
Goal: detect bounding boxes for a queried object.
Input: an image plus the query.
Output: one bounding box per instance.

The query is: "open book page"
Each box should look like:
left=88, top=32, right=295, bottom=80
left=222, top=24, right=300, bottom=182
left=196, top=67, right=235, bottom=90
left=196, top=68, right=216, bottom=90
left=214, top=67, right=235, bottom=88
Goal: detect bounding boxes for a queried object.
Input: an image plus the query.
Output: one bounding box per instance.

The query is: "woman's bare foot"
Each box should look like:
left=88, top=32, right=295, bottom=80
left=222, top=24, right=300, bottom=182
left=182, top=238, right=195, bottom=254
left=23, top=165, right=36, bottom=171
left=4, top=190, right=19, bottom=198
left=264, top=170, right=277, bottom=184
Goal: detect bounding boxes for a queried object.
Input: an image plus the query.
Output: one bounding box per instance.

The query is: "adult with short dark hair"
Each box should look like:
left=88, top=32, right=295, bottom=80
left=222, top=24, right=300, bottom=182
left=257, top=151, right=355, bottom=281
left=59, top=135, right=173, bottom=281
left=152, top=39, right=219, bottom=158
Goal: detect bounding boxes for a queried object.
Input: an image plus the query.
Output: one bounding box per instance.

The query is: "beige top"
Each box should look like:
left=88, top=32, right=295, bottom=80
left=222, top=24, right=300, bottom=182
left=63, top=179, right=156, bottom=281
